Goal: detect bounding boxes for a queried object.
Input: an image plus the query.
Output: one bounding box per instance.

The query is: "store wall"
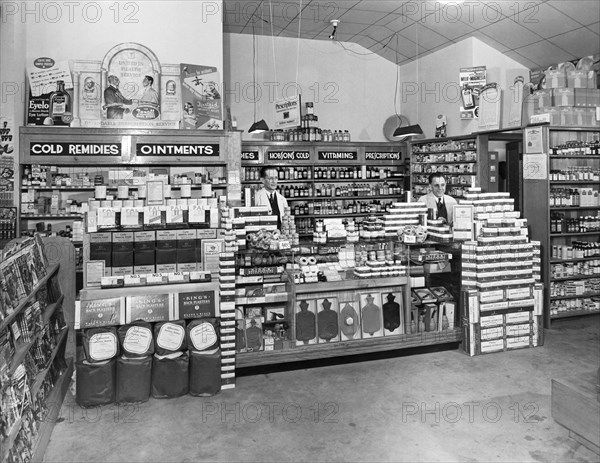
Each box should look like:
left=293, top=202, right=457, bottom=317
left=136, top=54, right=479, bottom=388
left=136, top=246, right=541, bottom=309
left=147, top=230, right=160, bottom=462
left=1, top=0, right=223, bottom=125
left=224, top=33, right=399, bottom=142
left=398, top=37, right=529, bottom=138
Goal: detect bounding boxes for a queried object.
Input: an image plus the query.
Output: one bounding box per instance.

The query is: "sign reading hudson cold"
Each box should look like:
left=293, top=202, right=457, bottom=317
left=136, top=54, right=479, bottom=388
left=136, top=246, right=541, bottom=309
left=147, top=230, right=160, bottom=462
left=136, top=143, right=220, bottom=156
left=267, top=151, right=310, bottom=161
left=30, top=142, right=121, bottom=156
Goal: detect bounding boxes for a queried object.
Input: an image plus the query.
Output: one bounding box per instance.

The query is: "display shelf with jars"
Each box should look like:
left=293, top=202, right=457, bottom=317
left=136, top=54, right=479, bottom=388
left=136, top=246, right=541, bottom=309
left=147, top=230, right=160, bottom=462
left=408, top=131, right=510, bottom=201
left=409, top=135, right=480, bottom=200
left=234, top=204, right=461, bottom=368
left=240, top=141, right=407, bottom=236
left=18, top=127, right=241, bottom=240
left=523, top=126, right=600, bottom=326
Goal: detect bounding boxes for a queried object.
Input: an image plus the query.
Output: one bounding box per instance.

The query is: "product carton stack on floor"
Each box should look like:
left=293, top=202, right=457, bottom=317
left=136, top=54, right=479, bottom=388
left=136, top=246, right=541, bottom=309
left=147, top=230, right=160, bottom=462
left=460, top=189, right=544, bottom=356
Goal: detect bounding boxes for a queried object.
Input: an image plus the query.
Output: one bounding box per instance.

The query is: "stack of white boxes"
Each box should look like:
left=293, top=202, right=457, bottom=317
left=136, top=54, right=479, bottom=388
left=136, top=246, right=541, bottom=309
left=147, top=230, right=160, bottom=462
left=382, top=202, right=428, bottom=239
left=219, top=207, right=238, bottom=389
left=460, top=190, right=544, bottom=356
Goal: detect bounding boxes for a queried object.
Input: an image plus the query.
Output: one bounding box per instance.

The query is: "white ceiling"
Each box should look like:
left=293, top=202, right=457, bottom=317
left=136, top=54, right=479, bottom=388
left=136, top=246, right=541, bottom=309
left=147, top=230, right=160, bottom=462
left=223, top=0, right=600, bottom=69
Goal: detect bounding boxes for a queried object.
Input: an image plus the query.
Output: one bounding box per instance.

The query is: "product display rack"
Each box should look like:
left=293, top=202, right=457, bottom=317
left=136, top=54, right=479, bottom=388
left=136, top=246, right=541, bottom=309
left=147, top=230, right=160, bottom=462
left=236, top=238, right=461, bottom=368
left=241, top=141, right=406, bottom=236
left=523, top=126, right=600, bottom=327
left=0, top=236, right=75, bottom=463
left=409, top=132, right=510, bottom=201
left=18, top=127, right=241, bottom=238
left=18, top=127, right=242, bottom=293
left=409, top=135, right=479, bottom=200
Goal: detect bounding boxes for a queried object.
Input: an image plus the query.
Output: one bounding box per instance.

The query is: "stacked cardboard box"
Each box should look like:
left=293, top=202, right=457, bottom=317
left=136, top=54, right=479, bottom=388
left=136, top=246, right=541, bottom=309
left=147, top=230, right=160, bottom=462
left=460, top=190, right=544, bottom=356
left=382, top=202, right=428, bottom=239
left=525, top=60, right=599, bottom=127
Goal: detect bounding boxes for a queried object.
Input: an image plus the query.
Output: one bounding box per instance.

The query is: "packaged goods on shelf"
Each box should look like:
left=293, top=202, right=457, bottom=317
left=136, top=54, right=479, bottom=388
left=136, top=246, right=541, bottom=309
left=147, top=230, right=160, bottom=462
left=460, top=190, right=544, bottom=355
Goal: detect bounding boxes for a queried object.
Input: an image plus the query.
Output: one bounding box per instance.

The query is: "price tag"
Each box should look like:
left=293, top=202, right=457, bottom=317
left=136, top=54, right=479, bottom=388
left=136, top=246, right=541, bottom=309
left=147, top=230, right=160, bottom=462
left=144, top=206, right=162, bottom=225
left=121, top=207, right=141, bottom=227
left=188, top=204, right=206, bottom=223
left=403, top=235, right=417, bottom=244
left=87, top=210, right=98, bottom=233
left=279, top=239, right=291, bottom=250
left=124, top=274, right=144, bottom=286
left=166, top=205, right=184, bottom=224
left=147, top=273, right=167, bottom=284
left=168, top=272, right=187, bottom=283
left=97, top=207, right=116, bottom=228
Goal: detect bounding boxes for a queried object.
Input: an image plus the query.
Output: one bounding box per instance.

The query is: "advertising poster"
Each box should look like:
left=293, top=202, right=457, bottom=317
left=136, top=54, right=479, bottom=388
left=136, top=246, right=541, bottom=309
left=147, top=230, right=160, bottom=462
left=26, top=57, right=73, bottom=126
left=0, top=117, right=15, bottom=199
left=180, top=64, right=223, bottom=130
left=274, top=95, right=301, bottom=130
left=102, top=44, right=162, bottom=126
left=459, top=66, right=486, bottom=119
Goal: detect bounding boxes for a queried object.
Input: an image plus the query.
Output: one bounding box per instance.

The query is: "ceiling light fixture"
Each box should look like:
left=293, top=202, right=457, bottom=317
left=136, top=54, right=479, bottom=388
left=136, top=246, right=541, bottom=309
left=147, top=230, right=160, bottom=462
left=248, top=14, right=269, bottom=133
left=394, top=21, right=423, bottom=139
left=329, top=19, right=339, bottom=40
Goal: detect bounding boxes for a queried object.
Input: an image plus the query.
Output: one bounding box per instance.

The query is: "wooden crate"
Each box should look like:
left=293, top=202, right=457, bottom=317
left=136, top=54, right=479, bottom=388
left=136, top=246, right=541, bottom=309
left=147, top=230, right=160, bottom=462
left=551, top=370, right=600, bottom=455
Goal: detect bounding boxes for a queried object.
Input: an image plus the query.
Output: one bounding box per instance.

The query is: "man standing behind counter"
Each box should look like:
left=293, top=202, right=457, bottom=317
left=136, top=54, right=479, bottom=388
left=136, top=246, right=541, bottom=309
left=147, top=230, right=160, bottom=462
left=419, top=173, right=458, bottom=225
left=255, top=166, right=289, bottom=230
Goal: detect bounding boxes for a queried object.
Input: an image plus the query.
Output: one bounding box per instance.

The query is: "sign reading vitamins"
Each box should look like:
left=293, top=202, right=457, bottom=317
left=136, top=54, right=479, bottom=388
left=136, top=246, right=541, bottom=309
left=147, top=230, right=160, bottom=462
left=30, top=142, right=121, bottom=156
left=267, top=151, right=310, bottom=161
left=365, top=152, right=400, bottom=161
left=136, top=143, right=219, bottom=156
left=318, top=151, right=358, bottom=161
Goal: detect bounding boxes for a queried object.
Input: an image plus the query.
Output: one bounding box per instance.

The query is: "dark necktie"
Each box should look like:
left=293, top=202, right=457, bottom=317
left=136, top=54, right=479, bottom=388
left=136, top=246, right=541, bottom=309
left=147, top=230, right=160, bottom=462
left=269, top=193, right=281, bottom=229
left=437, top=197, right=448, bottom=221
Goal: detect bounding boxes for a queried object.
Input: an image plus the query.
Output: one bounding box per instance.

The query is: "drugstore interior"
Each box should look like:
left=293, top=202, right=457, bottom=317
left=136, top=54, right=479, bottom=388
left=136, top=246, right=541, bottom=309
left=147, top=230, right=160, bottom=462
left=0, top=1, right=599, bottom=462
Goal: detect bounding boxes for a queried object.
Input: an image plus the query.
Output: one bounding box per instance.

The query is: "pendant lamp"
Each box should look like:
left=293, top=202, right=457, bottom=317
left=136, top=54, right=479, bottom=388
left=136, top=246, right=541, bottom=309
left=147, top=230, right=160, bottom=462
left=393, top=124, right=423, bottom=138
left=248, top=19, right=269, bottom=133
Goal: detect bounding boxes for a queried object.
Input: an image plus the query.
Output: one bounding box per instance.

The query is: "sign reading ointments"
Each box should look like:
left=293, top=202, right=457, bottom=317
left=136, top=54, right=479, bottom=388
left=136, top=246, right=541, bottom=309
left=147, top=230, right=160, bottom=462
left=136, top=143, right=219, bottom=156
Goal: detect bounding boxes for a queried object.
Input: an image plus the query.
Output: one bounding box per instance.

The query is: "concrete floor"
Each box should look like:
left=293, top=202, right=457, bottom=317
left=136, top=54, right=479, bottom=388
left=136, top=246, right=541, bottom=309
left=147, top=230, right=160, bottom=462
left=44, top=316, right=599, bottom=463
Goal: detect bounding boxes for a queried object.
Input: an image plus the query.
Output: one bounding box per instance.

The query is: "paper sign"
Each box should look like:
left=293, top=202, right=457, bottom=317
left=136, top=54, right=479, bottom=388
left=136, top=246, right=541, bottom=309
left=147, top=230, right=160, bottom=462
left=523, top=154, right=547, bottom=180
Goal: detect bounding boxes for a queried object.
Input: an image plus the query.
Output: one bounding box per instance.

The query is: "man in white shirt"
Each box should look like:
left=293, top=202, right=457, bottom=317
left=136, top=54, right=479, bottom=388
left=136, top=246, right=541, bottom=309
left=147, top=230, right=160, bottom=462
left=255, top=166, right=289, bottom=230
left=418, top=173, right=458, bottom=225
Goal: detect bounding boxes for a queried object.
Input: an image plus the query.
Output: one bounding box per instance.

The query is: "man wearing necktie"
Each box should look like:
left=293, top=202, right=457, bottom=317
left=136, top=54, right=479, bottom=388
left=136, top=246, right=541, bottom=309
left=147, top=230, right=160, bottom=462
left=103, top=75, right=135, bottom=119
left=418, top=173, right=458, bottom=225
left=255, top=166, right=289, bottom=230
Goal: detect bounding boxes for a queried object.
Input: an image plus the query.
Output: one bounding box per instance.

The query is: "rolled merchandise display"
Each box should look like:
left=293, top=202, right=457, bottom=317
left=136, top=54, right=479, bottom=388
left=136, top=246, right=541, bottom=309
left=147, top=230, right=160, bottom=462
left=152, top=321, right=189, bottom=398
left=116, top=322, right=155, bottom=404
left=116, top=356, right=152, bottom=404
left=151, top=351, right=189, bottom=399
left=117, top=321, right=155, bottom=358
left=76, top=327, right=120, bottom=407
left=187, top=318, right=221, bottom=397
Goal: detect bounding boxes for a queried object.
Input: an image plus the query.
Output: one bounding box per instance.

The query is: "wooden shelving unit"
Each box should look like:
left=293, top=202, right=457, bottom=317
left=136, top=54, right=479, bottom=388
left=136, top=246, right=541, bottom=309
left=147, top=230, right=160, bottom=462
left=523, top=125, right=600, bottom=327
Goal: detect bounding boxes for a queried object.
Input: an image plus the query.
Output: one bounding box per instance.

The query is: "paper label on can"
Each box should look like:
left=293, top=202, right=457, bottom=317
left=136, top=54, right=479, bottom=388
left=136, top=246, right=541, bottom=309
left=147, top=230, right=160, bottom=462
left=89, top=332, right=117, bottom=361
left=123, top=326, right=152, bottom=354
left=190, top=322, right=218, bottom=351
left=157, top=323, right=185, bottom=351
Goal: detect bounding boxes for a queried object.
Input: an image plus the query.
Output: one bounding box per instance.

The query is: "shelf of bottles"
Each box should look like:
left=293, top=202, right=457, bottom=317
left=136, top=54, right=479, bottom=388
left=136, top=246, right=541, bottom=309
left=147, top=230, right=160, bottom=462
left=409, top=137, right=478, bottom=200
left=546, top=129, right=600, bottom=321
left=241, top=142, right=406, bottom=236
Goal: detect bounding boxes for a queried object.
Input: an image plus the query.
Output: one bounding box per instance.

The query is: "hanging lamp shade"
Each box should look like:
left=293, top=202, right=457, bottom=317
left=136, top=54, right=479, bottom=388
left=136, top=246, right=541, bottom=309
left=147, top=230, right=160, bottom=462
left=248, top=119, right=269, bottom=133
left=393, top=123, right=423, bottom=138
